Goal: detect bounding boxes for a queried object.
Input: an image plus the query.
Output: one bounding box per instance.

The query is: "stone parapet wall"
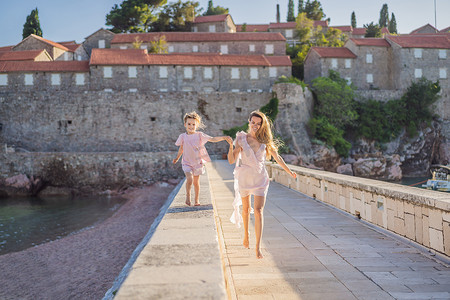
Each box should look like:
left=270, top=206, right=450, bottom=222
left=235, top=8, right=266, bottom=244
left=268, top=163, right=450, bottom=257
left=0, top=151, right=181, bottom=189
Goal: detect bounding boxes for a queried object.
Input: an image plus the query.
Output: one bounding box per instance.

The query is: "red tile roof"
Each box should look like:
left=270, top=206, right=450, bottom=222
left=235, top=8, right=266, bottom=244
left=352, top=28, right=366, bottom=35
left=111, top=32, right=286, bottom=43
left=330, top=26, right=353, bottom=32
left=63, top=44, right=82, bottom=52
left=18, top=34, right=69, bottom=51
left=440, top=26, right=450, bottom=33
left=89, top=49, right=291, bottom=67
left=193, top=14, right=229, bottom=23
left=269, top=22, right=296, bottom=29
left=310, top=47, right=357, bottom=58
left=0, top=61, right=89, bottom=72
left=387, top=35, right=450, bottom=49
left=236, top=24, right=270, bottom=32
left=0, top=50, right=50, bottom=61
left=410, top=24, right=437, bottom=34
left=0, top=46, right=14, bottom=52
left=58, top=41, right=77, bottom=45
left=349, top=38, right=391, bottom=47
left=90, top=49, right=149, bottom=65
left=314, top=20, right=328, bottom=27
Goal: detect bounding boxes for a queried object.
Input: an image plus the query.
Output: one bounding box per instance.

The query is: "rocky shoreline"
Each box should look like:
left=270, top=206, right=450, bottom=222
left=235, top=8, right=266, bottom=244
left=0, top=181, right=179, bottom=299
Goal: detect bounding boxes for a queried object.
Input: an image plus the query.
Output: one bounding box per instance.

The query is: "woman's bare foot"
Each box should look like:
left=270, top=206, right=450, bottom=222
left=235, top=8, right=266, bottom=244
left=185, top=196, right=191, bottom=206
left=243, top=236, right=249, bottom=249
left=194, top=202, right=200, bottom=206
left=256, top=249, right=264, bottom=259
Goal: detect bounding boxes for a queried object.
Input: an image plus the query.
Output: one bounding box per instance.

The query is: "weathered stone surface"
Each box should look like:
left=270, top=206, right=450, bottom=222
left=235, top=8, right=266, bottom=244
left=281, top=154, right=298, bottom=165
left=337, top=163, right=353, bottom=176
left=311, top=144, right=341, bottom=172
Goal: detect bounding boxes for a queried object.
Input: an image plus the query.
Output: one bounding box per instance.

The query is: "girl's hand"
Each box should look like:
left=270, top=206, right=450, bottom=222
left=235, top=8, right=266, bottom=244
left=290, top=171, right=297, bottom=178
left=172, top=158, right=178, bottom=164
left=225, top=136, right=233, bottom=145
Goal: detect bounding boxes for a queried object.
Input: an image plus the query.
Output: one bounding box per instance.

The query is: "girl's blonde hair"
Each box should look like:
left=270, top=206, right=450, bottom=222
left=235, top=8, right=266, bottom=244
left=183, top=111, right=205, bottom=129
left=248, top=111, right=280, bottom=159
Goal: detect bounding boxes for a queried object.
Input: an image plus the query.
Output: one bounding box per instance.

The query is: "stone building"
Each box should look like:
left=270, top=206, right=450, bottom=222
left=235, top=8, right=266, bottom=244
left=110, top=32, right=286, bottom=56
left=0, top=49, right=52, bottom=62
left=82, top=28, right=115, bottom=56
left=192, top=14, right=236, bottom=33
left=410, top=24, right=439, bottom=35
left=13, top=34, right=70, bottom=60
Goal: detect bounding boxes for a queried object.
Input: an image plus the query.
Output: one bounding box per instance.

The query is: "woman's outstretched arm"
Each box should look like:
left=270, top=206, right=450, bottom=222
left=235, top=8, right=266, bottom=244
left=227, top=140, right=241, bottom=164
left=268, top=149, right=297, bottom=178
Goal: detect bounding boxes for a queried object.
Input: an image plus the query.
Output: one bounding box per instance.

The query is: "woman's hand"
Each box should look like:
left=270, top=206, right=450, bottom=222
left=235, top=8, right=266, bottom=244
left=290, top=171, right=297, bottom=179
left=225, top=136, right=233, bottom=145
left=172, top=158, right=178, bottom=164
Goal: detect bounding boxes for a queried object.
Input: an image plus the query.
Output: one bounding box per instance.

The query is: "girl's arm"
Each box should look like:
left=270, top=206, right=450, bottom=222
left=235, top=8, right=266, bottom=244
left=227, top=142, right=242, bottom=164
left=209, top=136, right=232, bottom=143
left=172, top=145, right=183, bottom=164
left=268, top=149, right=297, bottom=178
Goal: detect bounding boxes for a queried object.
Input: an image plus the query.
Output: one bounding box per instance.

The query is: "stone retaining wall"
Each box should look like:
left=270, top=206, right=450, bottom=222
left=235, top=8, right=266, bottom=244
left=268, top=163, right=450, bottom=257
left=0, top=151, right=181, bottom=190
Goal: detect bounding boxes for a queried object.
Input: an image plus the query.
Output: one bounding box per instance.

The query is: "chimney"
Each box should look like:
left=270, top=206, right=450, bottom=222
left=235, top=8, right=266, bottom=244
left=276, top=4, right=280, bottom=23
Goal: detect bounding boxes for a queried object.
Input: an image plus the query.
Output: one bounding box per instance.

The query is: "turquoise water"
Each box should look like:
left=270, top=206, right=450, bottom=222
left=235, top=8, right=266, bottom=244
left=399, top=177, right=429, bottom=188
left=0, top=195, right=126, bottom=255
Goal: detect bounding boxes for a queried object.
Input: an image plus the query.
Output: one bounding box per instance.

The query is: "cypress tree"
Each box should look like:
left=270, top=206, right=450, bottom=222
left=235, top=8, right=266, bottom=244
left=378, top=3, right=389, bottom=28
left=23, top=8, right=43, bottom=39
left=351, top=11, right=356, bottom=28
left=298, top=0, right=304, bottom=14
left=287, top=0, right=295, bottom=22
left=389, top=13, right=397, bottom=34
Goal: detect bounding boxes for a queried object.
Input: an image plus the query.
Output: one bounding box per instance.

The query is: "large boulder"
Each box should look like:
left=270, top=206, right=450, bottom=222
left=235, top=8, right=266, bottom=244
left=312, top=144, right=341, bottom=172
left=337, top=164, right=353, bottom=176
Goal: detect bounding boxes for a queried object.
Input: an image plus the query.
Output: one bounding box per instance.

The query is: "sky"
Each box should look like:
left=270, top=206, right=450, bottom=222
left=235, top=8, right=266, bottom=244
left=1, top=0, right=449, bottom=46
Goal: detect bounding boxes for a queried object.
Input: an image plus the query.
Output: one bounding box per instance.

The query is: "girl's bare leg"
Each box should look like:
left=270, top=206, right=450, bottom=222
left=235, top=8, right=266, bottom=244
left=193, top=175, right=200, bottom=206
left=241, top=195, right=251, bottom=249
left=185, top=172, right=193, bottom=206
left=254, top=195, right=266, bottom=259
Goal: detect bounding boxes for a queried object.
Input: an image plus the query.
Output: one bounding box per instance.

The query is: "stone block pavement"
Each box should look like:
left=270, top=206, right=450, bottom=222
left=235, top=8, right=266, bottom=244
left=208, top=160, right=450, bottom=300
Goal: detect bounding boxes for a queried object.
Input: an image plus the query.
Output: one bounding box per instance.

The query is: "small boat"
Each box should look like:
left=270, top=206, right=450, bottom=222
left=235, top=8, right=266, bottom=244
left=422, top=165, right=450, bottom=192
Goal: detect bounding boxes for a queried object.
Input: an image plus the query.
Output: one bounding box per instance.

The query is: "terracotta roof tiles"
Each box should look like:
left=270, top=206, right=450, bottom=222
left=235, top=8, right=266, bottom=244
left=310, top=47, right=357, bottom=58
left=330, top=26, right=353, bottom=32
left=387, top=35, right=450, bottom=49
left=21, top=34, right=69, bottom=51
left=90, top=49, right=149, bottom=65
left=236, top=24, right=270, bottom=32
left=111, top=32, right=285, bottom=43
left=193, top=14, right=228, bottom=23
left=349, top=38, right=391, bottom=47
left=0, top=61, right=89, bottom=72
left=0, top=50, right=49, bottom=61
left=0, top=46, right=14, bottom=52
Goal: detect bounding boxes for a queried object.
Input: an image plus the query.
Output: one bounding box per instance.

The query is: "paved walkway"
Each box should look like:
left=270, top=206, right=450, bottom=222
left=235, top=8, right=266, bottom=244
left=207, top=160, right=450, bottom=300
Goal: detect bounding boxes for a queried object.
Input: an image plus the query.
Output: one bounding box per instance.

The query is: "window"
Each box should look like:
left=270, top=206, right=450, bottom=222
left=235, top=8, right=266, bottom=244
left=140, top=45, right=147, bottom=50
left=184, top=67, right=193, bottom=79
left=160, top=88, right=168, bottom=92
left=231, top=89, right=240, bottom=92
left=203, top=87, right=214, bottom=93
left=159, top=66, right=168, bottom=78
left=192, top=26, right=198, bottom=32
left=250, top=68, right=258, bottom=80
left=345, top=77, right=352, bottom=85
left=103, top=66, right=112, bottom=78
left=128, top=66, right=137, bottom=78
left=168, top=46, right=174, bottom=53
left=331, top=59, right=338, bottom=68
left=77, top=55, right=82, bottom=61
left=98, top=39, right=105, bottom=48
left=75, top=73, right=85, bottom=85
left=285, top=29, right=293, bottom=38
left=249, top=44, right=255, bottom=52
left=0, top=74, right=7, bottom=86
left=120, top=46, right=127, bottom=49
left=265, top=44, right=274, bottom=54
left=231, top=68, right=240, bottom=79
left=182, top=86, right=193, bottom=92
left=220, top=45, right=228, bottom=54
left=366, top=54, right=373, bottom=63
left=414, top=48, right=423, bottom=58
left=209, top=25, right=216, bottom=32
left=269, top=67, right=277, bottom=78
left=129, top=88, right=137, bottom=92
left=203, top=67, right=213, bottom=79
left=439, top=68, right=447, bottom=79
left=63, top=52, right=69, bottom=61
left=414, top=68, right=422, bottom=78
left=192, top=45, right=198, bottom=52
left=345, top=59, right=352, bottom=68
left=25, top=74, right=33, bottom=85
left=51, top=74, right=61, bottom=85
left=439, top=49, right=447, bottom=59
left=366, top=74, right=373, bottom=83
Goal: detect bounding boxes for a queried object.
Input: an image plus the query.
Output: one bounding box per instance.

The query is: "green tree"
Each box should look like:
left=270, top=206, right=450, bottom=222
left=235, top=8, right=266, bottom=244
left=203, top=0, right=228, bottom=16
left=23, top=8, right=43, bottom=39
left=151, top=0, right=201, bottom=31
left=364, top=22, right=382, bottom=37
left=106, top=0, right=167, bottom=33
left=311, top=70, right=358, bottom=130
left=378, top=3, right=389, bottom=28
left=351, top=11, right=356, bottom=28
left=149, top=35, right=168, bottom=53
left=388, top=13, right=397, bottom=34
left=241, top=23, right=247, bottom=32
left=287, top=0, right=295, bottom=22
left=298, top=0, right=304, bottom=14
left=295, top=12, right=314, bottom=42
left=304, top=0, right=325, bottom=21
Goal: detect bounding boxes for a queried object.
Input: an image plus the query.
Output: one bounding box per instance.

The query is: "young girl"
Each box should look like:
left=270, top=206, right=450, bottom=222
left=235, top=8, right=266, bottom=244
left=227, top=111, right=297, bottom=259
left=173, top=111, right=231, bottom=206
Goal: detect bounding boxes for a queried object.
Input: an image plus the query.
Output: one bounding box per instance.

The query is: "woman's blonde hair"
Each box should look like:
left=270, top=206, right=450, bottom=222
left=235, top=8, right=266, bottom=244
left=248, top=111, right=280, bottom=159
left=183, top=111, right=205, bottom=129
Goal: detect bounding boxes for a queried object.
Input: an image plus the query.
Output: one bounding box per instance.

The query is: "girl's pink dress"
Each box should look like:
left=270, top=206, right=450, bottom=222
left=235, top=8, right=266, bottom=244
left=230, top=131, right=270, bottom=228
left=175, top=132, right=212, bottom=175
